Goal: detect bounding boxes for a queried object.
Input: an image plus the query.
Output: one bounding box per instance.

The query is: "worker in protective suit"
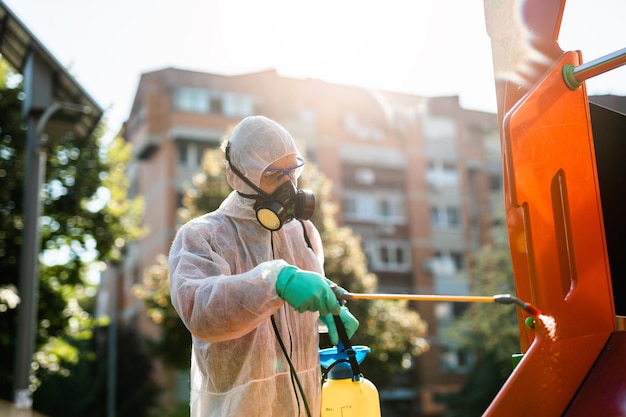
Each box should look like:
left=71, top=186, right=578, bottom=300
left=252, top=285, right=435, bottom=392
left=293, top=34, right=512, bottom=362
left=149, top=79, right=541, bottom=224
left=169, top=115, right=359, bottom=417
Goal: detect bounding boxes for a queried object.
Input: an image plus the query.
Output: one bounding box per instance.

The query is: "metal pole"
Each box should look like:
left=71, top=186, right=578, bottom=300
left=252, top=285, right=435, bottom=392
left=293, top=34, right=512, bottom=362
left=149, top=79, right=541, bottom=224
left=339, top=292, right=497, bottom=303
left=563, top=47, right=626, bottom=90
left=13, top=102, right=91, bottom=409
left=107, top=266, right=118, bottom=417
left=14, top=116, right=46, bottom=409
left=337, top=292, right=542, bottom=317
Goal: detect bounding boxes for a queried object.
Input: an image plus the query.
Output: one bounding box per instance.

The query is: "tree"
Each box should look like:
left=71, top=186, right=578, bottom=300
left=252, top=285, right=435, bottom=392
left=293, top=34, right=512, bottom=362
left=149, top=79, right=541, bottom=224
left=132, top=254, right=191, bottom=370
left=134, top=143, right=429, bottom=391
left=33, top=323, right=159, bottom=417
left=439, top=204, right=520, bottom=416
left=0, top=58, right=146, bottom=411
left=298, top=157, right=429, bottom=387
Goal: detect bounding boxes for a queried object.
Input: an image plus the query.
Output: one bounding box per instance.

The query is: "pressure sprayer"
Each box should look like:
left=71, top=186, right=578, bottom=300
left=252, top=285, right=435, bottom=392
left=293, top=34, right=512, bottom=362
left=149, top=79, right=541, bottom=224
left=318, top=290, right=543, bottom=417
left=319, top=310, right=381, bottom=417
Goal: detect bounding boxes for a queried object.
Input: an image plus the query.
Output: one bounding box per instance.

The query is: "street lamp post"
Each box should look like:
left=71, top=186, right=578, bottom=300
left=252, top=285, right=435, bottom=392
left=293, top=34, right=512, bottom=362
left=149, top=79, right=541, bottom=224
left=0, top=5, right=104, bottom=408
left=14, top=102, right=91, bottom=409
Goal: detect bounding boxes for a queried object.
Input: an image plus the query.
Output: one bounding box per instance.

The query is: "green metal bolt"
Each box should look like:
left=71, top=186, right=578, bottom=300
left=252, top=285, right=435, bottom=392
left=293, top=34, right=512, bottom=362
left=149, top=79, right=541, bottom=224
left=562, top=64, right=582, bottom=90
left=524, top=316, right=535, bottom=329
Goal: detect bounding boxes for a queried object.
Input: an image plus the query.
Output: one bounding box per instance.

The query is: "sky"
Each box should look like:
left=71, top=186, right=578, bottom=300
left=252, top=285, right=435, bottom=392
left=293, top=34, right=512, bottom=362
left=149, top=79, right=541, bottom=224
left=3, top=0, right=626, bottom=142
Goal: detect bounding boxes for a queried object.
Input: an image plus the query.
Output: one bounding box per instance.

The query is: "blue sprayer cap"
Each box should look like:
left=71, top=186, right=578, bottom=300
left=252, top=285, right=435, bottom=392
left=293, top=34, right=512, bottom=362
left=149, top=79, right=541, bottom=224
left=319, top=342, right=370, bottom=380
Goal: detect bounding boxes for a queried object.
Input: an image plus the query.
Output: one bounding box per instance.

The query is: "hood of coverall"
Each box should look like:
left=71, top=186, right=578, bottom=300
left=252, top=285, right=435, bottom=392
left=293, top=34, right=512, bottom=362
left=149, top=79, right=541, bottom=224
left=219, top=116, right=303, bottom=219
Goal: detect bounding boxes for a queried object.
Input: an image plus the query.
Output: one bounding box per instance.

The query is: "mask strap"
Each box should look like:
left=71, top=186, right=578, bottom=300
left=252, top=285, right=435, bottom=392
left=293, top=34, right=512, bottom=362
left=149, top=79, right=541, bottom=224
left=298, top=220, right=313, bottom=250
left=225, top=142, right=272, bottom=200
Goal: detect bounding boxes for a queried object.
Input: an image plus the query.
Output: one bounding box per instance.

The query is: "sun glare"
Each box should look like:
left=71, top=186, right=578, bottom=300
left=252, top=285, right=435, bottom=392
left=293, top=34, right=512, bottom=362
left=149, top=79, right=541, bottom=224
left=268, top=0, right=433, bottom=89
left=271, top=0, right=379, bottom=67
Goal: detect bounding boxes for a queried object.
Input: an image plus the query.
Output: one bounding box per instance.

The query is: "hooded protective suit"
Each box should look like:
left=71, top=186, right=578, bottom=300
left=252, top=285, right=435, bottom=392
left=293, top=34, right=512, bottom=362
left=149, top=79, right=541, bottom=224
left=169, top=116, right=323, bottom=417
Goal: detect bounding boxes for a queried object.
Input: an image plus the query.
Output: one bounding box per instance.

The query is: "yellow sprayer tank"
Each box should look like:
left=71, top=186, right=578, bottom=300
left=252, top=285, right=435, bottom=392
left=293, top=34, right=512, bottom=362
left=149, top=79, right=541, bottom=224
left=319, top=344, right=381, bottom=417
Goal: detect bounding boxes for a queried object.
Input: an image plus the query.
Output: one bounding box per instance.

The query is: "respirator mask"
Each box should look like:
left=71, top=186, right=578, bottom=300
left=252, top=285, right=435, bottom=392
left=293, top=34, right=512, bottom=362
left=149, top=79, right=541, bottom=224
left=225, top=143, right=315, bottom=231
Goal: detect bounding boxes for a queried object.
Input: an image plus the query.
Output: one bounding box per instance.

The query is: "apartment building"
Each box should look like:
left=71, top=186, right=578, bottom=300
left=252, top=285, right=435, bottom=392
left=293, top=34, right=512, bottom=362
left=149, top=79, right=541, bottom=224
left=120, top=67, right=501, bottom=415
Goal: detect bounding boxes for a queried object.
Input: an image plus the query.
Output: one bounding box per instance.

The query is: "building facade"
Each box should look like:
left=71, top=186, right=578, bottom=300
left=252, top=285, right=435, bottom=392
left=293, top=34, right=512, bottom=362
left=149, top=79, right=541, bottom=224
left=120, top=67, right=502, bottom=415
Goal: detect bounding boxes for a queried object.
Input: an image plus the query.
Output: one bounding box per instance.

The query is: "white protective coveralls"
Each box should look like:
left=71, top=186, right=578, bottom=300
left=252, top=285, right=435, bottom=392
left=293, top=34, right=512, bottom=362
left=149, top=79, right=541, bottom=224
left=169, top=116, right=323, bottom=417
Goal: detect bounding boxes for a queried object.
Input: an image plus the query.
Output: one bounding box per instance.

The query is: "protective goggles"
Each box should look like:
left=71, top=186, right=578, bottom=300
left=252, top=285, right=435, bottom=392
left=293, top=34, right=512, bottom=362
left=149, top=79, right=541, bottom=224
left=262, top=158, right=305, bottom=180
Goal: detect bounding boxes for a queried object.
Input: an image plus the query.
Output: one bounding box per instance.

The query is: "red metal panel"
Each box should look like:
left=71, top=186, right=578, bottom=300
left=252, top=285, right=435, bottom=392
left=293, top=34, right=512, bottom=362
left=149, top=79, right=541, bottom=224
left=482, top=0, right=619, bottom=414
left=484, top=49, right=615, bottom=417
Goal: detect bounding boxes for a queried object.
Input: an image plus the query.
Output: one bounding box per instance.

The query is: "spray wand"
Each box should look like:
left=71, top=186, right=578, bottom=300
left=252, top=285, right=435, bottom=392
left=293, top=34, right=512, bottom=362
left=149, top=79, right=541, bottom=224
left=337, top=292, right=542, bottom=318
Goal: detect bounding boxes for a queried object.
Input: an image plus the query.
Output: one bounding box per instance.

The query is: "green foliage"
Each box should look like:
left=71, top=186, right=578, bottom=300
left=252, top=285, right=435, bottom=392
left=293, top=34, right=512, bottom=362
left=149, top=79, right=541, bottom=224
left=0, top=66, right=38, bottom=397
left=135, top=144, right=429, bottom=390
left=0, top=76, right=25, bottom=397
left=96, top=134, right=147, bottom=262
left=177, top=148, right=232, bottom=225
left=298, top=161, right=429, bottom=387
left=34, top=324, right=159, bottom=417
left=133, top=148, right=231, bottom=370
left=0, top=58, right=145, bottom=409
left=152, top=403, right=190, bottom=417
left=133, top=254, right=191, bottom=370
left=439, top=207, right=520, bottom=416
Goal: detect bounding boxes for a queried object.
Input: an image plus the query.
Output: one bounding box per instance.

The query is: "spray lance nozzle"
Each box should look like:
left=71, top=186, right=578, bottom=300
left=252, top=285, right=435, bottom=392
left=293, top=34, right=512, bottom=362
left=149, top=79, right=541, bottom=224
left=492, top=294, right=542, bottom=318
left=331, top=288, right=542, bottom=318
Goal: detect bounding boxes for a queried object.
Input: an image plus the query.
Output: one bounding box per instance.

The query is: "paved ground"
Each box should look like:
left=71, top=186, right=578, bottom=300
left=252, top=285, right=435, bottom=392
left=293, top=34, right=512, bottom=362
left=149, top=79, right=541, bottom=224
left=0, top=401, right=48, bottom=417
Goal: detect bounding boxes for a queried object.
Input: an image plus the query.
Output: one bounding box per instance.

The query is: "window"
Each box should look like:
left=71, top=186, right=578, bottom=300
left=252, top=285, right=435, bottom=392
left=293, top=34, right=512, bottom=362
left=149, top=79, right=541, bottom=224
left=173, top=87, right=210, bottom=113
left=395, top=246, right=405, bottom=264
left=343, top=192, right=406, bottom=223
left=343, top=112, right=384, bottom=141
left=423, top=116, right=458, bottom=159
left=430, top=206, right=460, bottom=229
left=450, top=252, right=465, bottom=270
left=489, top=173, right=502, bottom=191
left=380, top=200, right=391, bottom=217
left=426, top=160, right=459, bottom=189
left=355, top=168, right=375, bottom=185
left=379, top=197, right=405, bottom=220
left=363, top=240, right=411, bottom=272
left=343, top=197, right=357, bottom=218
left=435, top=302, right=453, bottom=322
left=196, top=144, right=213, bottom=166
left=380, top=246, right=389, bottom=264
left=210, top=96, right=223, bottom=114
left=422, top=116, right=457, bottom=141
left=177, top=142, right=188, bottom=165
left=440, top=345, right=473, bottom=373
left=343, top=195, right=376, bottom=220
left=438, top=301, right=473, bottom=373
left=446, top=207, right=459, bottom=227
left=222, top=93, right=255, bottom=118
left=430, top=207, right=439, bottom=227
left=432, top=251, right=465, bottom=273
left=430, top=253, right=456, bottom=276
left=176, top=142, right=217, bottom=168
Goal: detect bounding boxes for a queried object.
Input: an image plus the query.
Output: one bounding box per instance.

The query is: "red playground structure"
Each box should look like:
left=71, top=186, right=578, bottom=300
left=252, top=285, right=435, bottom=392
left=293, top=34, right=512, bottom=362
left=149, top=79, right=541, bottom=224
left=482, top=0, right=626, bottom=415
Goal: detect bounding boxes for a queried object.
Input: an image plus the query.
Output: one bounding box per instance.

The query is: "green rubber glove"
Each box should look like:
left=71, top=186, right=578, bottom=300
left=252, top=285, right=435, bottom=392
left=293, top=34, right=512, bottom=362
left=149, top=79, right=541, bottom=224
left=276, top=266, right=341, bottom=316
left=320, top=306, right=359, bottom=346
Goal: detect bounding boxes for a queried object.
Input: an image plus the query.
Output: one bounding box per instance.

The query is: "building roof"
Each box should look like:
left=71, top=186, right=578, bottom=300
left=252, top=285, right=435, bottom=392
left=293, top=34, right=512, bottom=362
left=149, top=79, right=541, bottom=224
left=0, top=1, right=103, bottom=139
left=589, top=94, right=626, bottom=116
